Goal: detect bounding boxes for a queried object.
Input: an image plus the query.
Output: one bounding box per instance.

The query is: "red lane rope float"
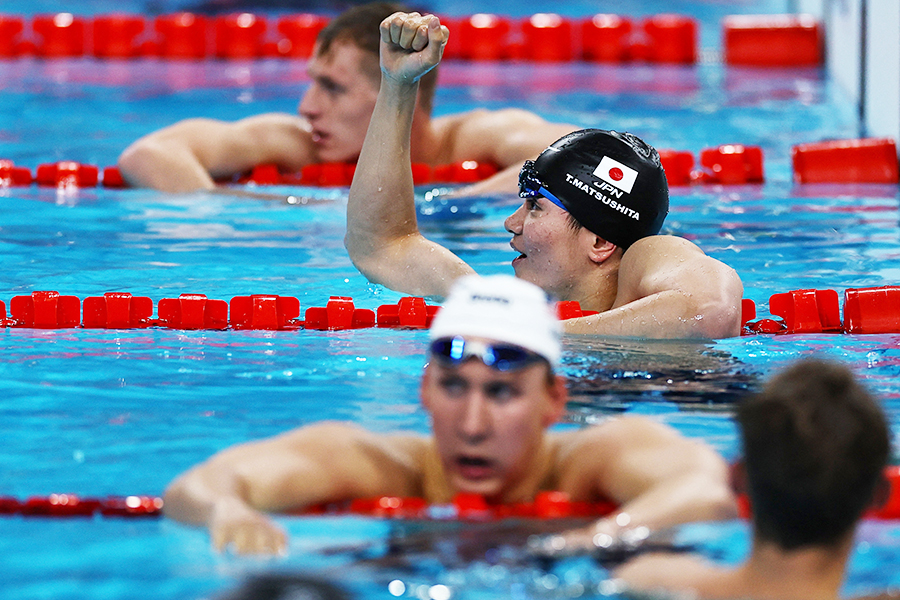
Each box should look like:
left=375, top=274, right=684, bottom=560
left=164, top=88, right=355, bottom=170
left=5, top=136, right=896, bottom=190
left=0, top=494, right=162, bottom=518
left=0, top=491, right=614, bottom=520
left=0, top=159, right=33, bottom=186
left=0, top=161, right=501, bottom=189
left=2, top=291, right=434, bottom=331
left=8, top=467, right=900, bottom=520
left=723, top=14, right=822, bottom=67
left=4, top=286, right=900, bottom=334
left=0, top=12, right=699, bottom=64
left=741, top=286, right=900, bottom=336
left=792, top=138, right=900, bottom=185
left=301, top=492, right=618, bottom=520
left=0, top=12, right=840, bottom=70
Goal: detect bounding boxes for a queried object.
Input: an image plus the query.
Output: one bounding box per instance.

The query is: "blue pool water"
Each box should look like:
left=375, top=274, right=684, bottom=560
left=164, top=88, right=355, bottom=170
left=2, top=1, right=900, bottom=599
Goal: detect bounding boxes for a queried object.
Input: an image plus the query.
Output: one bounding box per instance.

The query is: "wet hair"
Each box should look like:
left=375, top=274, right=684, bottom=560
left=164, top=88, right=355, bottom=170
left=315, top=2, right=439, bottom=114
left=215, top=573, right=351, bottom=600
left=738, top=358, right=890, bottom=551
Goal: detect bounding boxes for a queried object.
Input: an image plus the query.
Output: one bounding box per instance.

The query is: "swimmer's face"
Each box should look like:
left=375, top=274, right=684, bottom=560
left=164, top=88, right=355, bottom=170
left=421, top=341, right=566, bottom=501
left=299, top=41, right=380, bottom=163
left=504, top=196, right=593, bottom=300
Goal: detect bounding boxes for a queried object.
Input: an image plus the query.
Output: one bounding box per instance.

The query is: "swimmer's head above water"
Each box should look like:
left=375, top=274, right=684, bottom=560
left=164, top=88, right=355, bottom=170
left=519, top=129, right=669, bottom=249
left=428, top=274, right=561, bottom=369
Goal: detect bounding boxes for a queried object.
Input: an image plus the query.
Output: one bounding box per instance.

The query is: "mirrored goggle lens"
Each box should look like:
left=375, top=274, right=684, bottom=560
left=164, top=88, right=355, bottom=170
left=429, top=337, right=543, bottom=372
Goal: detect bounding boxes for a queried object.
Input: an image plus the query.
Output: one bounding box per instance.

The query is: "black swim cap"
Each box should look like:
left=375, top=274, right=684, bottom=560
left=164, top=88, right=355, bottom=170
left=518, top=129, right=669, bottom=249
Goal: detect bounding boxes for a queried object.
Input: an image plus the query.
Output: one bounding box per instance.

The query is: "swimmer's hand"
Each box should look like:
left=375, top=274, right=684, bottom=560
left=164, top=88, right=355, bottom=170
left=528, top=515, right=658, bottom=561
left=208, top=497, right=287, bottom=555
left=379, top=12, right=449, bottom=85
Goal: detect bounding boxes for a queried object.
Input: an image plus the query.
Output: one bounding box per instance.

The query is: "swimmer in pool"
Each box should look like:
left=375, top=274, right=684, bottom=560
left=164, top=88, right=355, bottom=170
left=116, top=2, right=576, bottom=194
left=344, top=12, right=744, bottom=339
left=163, top=274, right=736, bottom=555
left=614, top=358, right=891, bottom=600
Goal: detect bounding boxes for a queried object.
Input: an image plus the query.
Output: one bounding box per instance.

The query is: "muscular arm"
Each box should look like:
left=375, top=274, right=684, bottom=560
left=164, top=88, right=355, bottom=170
left=558, top=416, right=737, bottom=547
left=345, top=12, right=474, bottom=298
left=563, top=235, right=744, bottom=338
left=117, top=113, right=316, bottom=192
left=164, top=422, right=423, bottom=554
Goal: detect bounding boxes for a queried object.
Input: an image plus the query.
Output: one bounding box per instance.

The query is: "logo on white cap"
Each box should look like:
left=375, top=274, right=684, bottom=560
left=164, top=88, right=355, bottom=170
left=593, top=156, right=638, bottom=194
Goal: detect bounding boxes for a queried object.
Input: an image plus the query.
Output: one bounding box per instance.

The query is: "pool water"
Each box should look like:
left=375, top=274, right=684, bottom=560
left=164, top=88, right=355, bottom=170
left=2, top=1, right=900, bottom=599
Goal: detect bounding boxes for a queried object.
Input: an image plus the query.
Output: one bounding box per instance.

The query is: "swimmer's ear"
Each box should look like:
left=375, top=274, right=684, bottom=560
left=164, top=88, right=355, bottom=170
left=420, top=363, right=434, bottom=412
left=542, top=374, right=568, bottom=427
left=584, top=233, right=618, bottom=265
left=729, top=460, right=747, bottom=497
left=870, top=473, right=891, bottom=510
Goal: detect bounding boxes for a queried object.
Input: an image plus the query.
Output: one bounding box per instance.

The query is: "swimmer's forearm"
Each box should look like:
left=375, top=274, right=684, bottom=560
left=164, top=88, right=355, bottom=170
left=347, top=77, right=420, bottom=246
left=562, top=289, right=742, bottom=339
left=599, top=471, right=738, bottom=534
left=162, top=467, right=248, bottom=526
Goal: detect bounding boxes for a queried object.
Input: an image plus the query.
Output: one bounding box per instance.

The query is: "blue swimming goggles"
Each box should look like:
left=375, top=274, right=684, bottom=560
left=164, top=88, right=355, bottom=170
left=429, top=337, right=545, bottom=372
left=518, top=160, right=568, bottom=212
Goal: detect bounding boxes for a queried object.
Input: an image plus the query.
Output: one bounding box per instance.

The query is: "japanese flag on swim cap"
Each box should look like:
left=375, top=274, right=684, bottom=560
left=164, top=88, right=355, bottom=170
left=523, top=129, right=669, bottom=249
left=429, top=275, right=561, bottom=366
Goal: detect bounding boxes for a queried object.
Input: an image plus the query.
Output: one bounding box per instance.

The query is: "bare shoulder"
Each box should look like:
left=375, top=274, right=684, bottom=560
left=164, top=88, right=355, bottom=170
left=278, top=421, right=427, bottom=458
left=555, top=415, right=686, bottom=454
left=234, top=112, right=309, bottom=130
left=622, top=234, right=705, bottom=265
left=436, top=107, right=544, bottom=129
left=434, top=108, right=575, bottom=165
left=229, top=112, right=312, bottom=147
left=613, top=551, right=723, bottom=593
left=618, top=234, right=743, bottom=334
left=552, top=415, right=722, bottom=482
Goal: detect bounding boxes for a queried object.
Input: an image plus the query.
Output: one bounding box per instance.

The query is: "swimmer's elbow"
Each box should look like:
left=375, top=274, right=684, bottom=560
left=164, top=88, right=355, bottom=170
left=161, top=473, right=205, bottom=525
left=343, top=232, right=410, bottom=290
left=709, top=268, right=744, bottom=338
left=118, top=137, right=214, bottom=193
left=116, top=141, right=152, bottom=184
left=344, top=233, right=380, bottom=281
left=117, top=139, right=173, bottom=189
left=687, top=265, right=743, bottom=339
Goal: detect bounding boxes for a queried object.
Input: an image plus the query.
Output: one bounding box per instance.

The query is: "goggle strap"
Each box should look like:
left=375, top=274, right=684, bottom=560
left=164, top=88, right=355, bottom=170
left=539, top=186, right=567, bottom=211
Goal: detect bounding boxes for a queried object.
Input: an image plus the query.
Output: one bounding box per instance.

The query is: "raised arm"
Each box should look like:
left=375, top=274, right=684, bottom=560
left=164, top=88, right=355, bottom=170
left=163, top=422, right=423, bottom=554
left=563, top=235, right=744, bottom=338
left=117, top=113, right=315, bottom=192
left=345, top=12, right=474, bottom=299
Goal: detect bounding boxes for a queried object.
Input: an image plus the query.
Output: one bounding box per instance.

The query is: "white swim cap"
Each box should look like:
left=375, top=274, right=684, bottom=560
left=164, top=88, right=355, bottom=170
left=429, top=275, right=562, bottom=366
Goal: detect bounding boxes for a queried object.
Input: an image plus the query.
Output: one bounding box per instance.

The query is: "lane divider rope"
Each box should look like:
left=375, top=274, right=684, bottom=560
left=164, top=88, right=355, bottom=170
left=7, top=465, right=900, bottom=520
left=4, top=135, right=897, bottom=190
left=1, top=12, right=701, bottom=64
left=0, top=287, right=899, bottom=334
left=0, top=12, right=831, bottom=67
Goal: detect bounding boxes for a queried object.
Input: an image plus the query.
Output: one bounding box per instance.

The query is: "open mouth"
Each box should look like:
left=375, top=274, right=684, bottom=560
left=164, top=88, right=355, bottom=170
left=456, top=456, right=494, bottom=480
left=510, top=242, right=526, bottom=264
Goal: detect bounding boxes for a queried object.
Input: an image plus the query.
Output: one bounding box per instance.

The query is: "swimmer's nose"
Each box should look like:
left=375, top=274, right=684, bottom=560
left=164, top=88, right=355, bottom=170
left=504, top=204, right=526, bottom=235
left=459, top=394, right=491, bottom=442
left=298, top=86, right=320, bottom=119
